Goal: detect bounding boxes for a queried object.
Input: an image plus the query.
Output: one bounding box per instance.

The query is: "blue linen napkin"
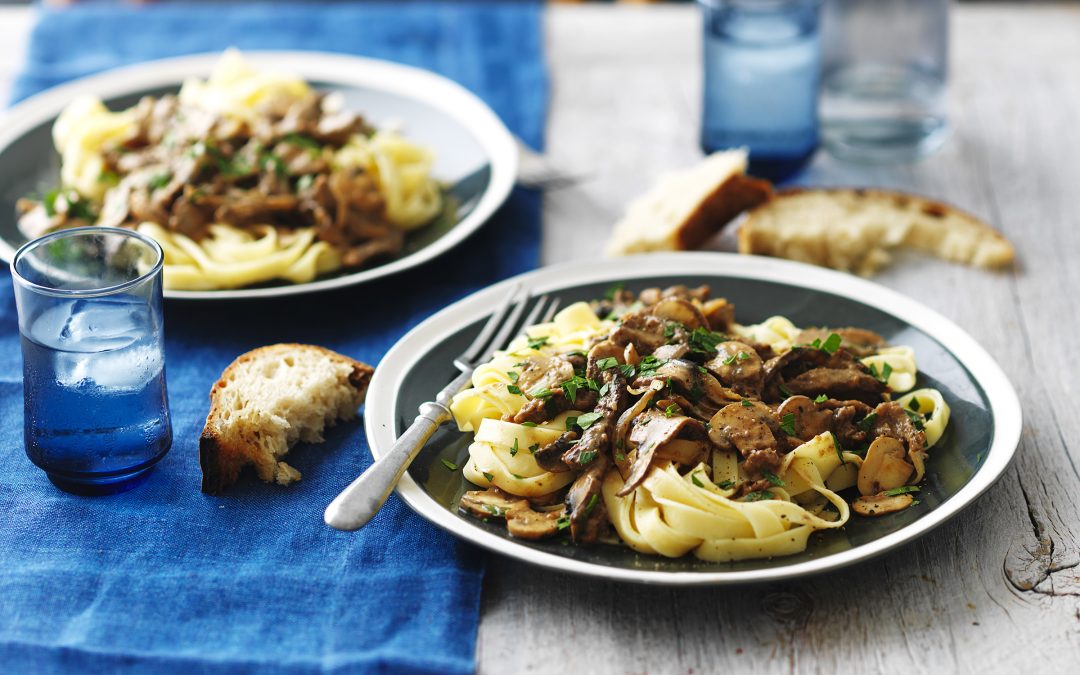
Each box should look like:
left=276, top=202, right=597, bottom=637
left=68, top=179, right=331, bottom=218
left=0, top=3, right=545, bottom=673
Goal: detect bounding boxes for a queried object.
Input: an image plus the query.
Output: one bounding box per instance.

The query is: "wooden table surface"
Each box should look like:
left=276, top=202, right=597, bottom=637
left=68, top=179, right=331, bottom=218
left=4, top=3, right=1079, bottom=672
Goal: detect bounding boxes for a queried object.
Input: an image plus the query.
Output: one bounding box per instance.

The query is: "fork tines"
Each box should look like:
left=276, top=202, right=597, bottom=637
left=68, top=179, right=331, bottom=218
left=457, top=286, right=559, bottom=369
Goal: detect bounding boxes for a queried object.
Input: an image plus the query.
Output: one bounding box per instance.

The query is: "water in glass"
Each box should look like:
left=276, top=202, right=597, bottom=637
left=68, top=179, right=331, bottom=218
left=701, top=0, right=821, bottom=180
left=22, top=294, right=171, bottom=493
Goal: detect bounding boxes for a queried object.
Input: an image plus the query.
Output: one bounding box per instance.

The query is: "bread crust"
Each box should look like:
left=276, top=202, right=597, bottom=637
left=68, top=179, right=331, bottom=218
left=676, top=174, right=774, bottom=250
left=738, top=187, right=1015, bottom=273
left=199, top=343, right=374, bottom=494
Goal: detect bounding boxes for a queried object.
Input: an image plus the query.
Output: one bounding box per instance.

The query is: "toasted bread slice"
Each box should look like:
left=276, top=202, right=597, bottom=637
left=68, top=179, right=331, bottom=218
left=738, top=188, right=1015, bottom=275
left=605, top=149, right=773, bottom=256
left=199, top=343, right=373, bottom=494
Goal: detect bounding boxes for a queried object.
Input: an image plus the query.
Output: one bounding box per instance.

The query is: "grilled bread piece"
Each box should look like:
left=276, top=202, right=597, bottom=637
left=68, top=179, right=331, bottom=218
left=738, top=188, right=1015, bottom=276
left=605, top=149, right=773, bottom=256
left=199, top=343, right=373, bottom=494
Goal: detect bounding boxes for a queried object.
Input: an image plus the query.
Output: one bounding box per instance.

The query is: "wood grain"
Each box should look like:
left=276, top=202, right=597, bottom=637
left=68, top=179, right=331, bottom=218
left=1, top=3, right=1078, bottom=672
left=480, top=4, right=1080, bottom=673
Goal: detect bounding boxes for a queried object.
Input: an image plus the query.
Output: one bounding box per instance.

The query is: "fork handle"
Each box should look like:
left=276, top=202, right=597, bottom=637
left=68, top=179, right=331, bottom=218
left=324, top=371, right=471, bottom=531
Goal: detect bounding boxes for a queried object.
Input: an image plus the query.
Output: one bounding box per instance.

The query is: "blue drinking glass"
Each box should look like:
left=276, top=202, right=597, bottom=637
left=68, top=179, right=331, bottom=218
left=11, top=227, right=172, bottom=495
left=700, top=0, right=822, bottom=181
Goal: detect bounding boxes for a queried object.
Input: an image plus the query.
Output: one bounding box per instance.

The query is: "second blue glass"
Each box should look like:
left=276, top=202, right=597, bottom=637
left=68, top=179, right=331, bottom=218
left=700, top=0, right=822, bottom=181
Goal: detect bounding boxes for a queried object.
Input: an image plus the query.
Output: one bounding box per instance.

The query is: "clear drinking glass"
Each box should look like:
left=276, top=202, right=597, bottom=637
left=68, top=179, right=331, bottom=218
left=820, top=0, right=950, bottom=162
left=11, top=227, right=172, bottom=495
left=700, top=0, right=822, bottom=181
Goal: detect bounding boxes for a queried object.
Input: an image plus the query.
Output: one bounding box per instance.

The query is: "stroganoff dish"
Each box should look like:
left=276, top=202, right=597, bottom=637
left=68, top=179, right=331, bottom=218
left=449, top=285, right=950, bottom=562
left=18, top=50, right=443, bottom=290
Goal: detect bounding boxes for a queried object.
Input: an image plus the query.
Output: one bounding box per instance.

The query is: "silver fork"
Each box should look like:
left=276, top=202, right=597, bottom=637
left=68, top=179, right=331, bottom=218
left=324, top=284, right=561, bottom=531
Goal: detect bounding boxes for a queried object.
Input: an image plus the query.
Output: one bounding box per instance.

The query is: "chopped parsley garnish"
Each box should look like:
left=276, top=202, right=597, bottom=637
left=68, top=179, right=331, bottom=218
left=663, top=322, right=679, bottom=339
left=595, top=357, right=619, bottom=371
left=527, top=336, right=550, bottom=350
left=556, top=516, right=571, bottom=531
left=779, top=413, right=797, bottom=436
left=576, top=412, right=603, bottom=429
left=884, top=485, right=921, bottom=496
left=905, top=410, right=926, bottom=430
left=764, top=471, right=785, bottom=487
left=440, top=459, right=458, bottom=471
left=721, top=354, right=736, bottom=366
left=691, top=472, right=705, bottom=488
left=531, top=388, right=553, bottom=399
left=565, top=416, right=579, bottom=431
left=511, top=473, right=525, bottom=480
left=697, top=365, right=708, bottom=374
left=908, top=397, right=921, bottom=412
left=528, top=443, right=540, bottom=454
left=737, top=351, right=751, bottom=361
left=687, top=383, right=704, bottom=404
left=507, top=384, right=523, bottom=396
left=664, top=403, right=683, bottom=418
left=520, top=422, right=537, bottom=427
left=743, top=490, right=774, bottom=502
left=831, top=432, right=845, bottom=465
left=857, top=412, right=878, bottom=433
left=507, top=371, right=520, bottom=383
left=717, top=479, right=735, bottom=489
left=599, top=383, right=611, bottom=397
left=869, top=362, right=893, bottom=384
left=778, top=383, right=794, bottom=398
left=484, top=504, right=503, bottom=517
left=814, top=394, right=828, bottom=403
left=482, top=471, right=494, bottom=483
left=614, top=452, right=626, bottom=462
left=283, top=132, right=322, bottom=154
left=618, top=363, right=636, bottom=379
left=510, top=438, right=519, bottom=457
left=820, top=333, right=843, bottom=355
left=741, top=399, right=753, bottom=408
left=637, top=355, right=664, bottom=378
left=578, top=450, right=597, bottom=464
left=583, top=493, right=600, bottom=516
left=688, top=327, right=725, bottom=355
left=148, top=172, right=172, bottom=190
left=604, top=282, right=625, bottom=301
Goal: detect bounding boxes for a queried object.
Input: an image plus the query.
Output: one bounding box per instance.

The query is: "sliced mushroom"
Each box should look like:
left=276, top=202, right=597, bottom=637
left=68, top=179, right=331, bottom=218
left=705, top=341, right=765, bottom=398
left=701, top=298, right=734, bottom=333
left=853, top=492, right=915, bottom=517
left=516, top=354, right=575, bottom=396
left=857, top=436, right=914, bottom=496
left=459, top=488, right=528, bottom=520
left=650, top=297, right=707, bottom=330
left=565, top=460, right=610, bottom=543
left=618, top=408, right=708, bottom=496
left=533, top=431, right=578, bottom=473
left=459, top=488, right=566, bottom=540
left=506, top=506, right=566, bottom=540
left=708, top=400, right=784, bottom=476
left=654, top=438, right=708, bottom=466
left=776, top=395, right=834, bottom=442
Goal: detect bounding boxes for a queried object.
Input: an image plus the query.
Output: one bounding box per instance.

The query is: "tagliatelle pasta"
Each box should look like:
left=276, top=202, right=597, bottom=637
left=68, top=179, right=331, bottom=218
left=449, top=284, right=955, bottom=562
left=21, top=49, right=444, bottom=291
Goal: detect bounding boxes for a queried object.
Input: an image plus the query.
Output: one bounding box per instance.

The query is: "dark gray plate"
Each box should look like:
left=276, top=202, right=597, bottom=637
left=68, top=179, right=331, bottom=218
left=364, top=254, right=1021, bottom=584
left=0, top=52, right=517, bottom=299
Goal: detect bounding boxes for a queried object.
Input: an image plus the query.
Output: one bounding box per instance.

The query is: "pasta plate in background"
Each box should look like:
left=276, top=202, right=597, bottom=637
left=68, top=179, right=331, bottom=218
left=17, top=49, right=444, bottom=291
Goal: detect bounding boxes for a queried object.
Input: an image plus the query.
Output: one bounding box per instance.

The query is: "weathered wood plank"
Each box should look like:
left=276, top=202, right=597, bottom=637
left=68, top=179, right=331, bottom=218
left=479, top=4, right=1080, bottom=673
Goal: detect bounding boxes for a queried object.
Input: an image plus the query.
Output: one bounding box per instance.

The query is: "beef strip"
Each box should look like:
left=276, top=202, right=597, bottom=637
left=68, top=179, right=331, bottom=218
left=609, top=312, right=671, bottom=353
left=796, top=327, right=887, bottom=357
left=563, top=371, right=627, bottom=468
left=763, top=346, right=887, bottom=405
left=565, top=459, right=610, bottom=544
left=533, top=431, right=578, bottom=473
left=868, top=401, right=927, bottom=452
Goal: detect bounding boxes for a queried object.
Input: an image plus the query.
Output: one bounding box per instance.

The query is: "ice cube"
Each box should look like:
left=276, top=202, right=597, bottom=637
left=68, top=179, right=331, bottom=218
left=55, top=336, right=163, bottom=390
left=58, top=296, right=149, bottom=352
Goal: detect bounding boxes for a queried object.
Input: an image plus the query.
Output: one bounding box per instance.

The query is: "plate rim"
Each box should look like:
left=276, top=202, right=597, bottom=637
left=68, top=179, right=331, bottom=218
left=0, top=50, right=518, bottom=300
left=364, top=252, right=1023, bottom=585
